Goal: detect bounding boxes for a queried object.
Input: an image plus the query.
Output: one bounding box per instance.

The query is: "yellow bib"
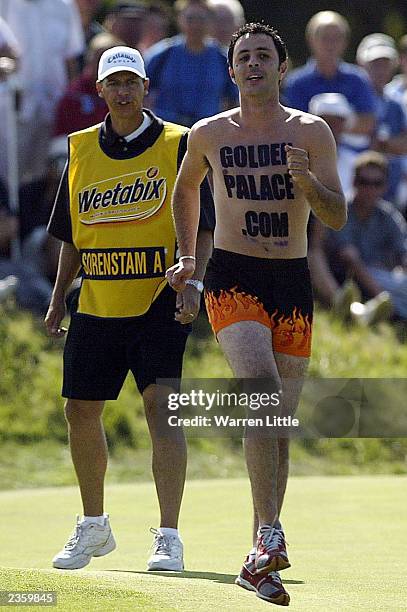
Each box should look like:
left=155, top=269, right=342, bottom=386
left=68, top=122, right=186, bottom=317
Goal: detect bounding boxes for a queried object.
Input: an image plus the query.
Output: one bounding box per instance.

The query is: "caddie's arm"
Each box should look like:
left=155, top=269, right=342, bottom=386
left=167, top=124, right=211, bottom=291
left=286, top=119, right=347, bottom=231
left=45, top=242, right=81, bottom=337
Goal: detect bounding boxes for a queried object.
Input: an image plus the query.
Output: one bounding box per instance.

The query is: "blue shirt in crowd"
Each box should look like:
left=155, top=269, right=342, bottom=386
left=373, top=94, right=407, bottom=202
left=329, top=199, right=407, bottom=269
left=145, top=35, right=238, bottom=127
left=282, top=59, right=376, bottom=115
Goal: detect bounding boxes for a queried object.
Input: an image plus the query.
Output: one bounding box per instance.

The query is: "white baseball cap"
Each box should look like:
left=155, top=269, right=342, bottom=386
left=97, top=46, right=146, bottom=82
left=309, top=93, right=353, bottom=119
left=356, top=33, right=398, bottom=64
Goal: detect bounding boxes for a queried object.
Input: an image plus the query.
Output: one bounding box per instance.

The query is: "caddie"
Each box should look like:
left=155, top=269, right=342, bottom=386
left=45, top=45, right=214, bottom=572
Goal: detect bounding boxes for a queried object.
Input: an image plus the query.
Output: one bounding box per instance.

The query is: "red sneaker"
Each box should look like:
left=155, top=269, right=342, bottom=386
left=255, top=526, right=290, bottom=574
left=235, top=557, right=290, bottom=606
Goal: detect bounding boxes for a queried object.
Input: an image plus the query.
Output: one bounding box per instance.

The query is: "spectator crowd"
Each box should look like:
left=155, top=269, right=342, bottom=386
left=0, top=2, right=406, bottom=326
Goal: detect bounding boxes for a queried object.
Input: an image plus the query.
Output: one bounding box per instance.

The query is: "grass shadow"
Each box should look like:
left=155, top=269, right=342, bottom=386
left=107, top=569, right=304, bottom=585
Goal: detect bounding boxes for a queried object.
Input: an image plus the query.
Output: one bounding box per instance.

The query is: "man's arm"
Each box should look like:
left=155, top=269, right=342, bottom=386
left=337, top=245, right=383, bottom=297
left=174, top=229, right=213, bottom=323
left=167, top=124, right=211, bottom=290
left=174, top=163, right=214, bottom=322
left=286, top=119, right=347, bottom=230
left=44, top=241, right=81, bottom=337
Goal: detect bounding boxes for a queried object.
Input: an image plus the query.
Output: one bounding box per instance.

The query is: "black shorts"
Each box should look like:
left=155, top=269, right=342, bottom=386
left=62, top=286, right=190, bottom=400
left=204, top=249, right=313, bottom=357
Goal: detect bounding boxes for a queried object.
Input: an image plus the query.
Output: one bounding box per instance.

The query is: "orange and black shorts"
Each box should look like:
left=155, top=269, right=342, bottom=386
left=204, top=249, right=313, bottom=358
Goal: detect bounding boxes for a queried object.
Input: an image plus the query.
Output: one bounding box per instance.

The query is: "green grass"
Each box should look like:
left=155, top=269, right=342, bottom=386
left=1, top=304, right=407, bottom=489
left=2, top=437, right=407, bottom=492
left=1, top=477, right=407, bottom=610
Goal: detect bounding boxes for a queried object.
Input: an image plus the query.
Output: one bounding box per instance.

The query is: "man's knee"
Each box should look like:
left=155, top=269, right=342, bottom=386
left=64, top=399, right=104, bottom=426
left=143, top=385, right=182, bottom=437
left=143, top=384, right=175, bottom=417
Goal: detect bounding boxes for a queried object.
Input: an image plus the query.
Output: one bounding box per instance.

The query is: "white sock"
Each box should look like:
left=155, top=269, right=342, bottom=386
left=159, top=527, right=180, bottom=538
left=248, top=547, right=256, bottom=561
left=257, top=523, right=273, bottom=535
left=81, top=514, right=106, bottom=526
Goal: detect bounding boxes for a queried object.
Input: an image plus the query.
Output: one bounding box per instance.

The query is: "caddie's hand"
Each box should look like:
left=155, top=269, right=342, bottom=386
left=44, top=296, right=67, bottom=338
left=285, top=144, right=312, bottom=189
left=175, top=285, right=201, bottom=324
left=166, top=258, right=195, bottom=292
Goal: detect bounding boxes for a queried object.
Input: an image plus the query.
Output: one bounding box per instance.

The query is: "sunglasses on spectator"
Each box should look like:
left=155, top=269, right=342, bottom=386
left=183, top=13, right=210, bottom=22
left=355, top=177, right=386, bottom=187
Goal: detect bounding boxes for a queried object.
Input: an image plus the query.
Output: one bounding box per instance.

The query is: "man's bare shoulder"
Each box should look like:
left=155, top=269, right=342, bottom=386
left=282, top=105, right=333, bottom=136
left=191, top=107, right=240, bottom=138
left=282, top=105, right=328, bottom=126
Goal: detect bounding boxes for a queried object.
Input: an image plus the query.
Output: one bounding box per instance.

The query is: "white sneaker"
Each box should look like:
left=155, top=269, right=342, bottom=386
left=52, top=515, right=116, bottom=569
left=147, top=527, right=184, bottom=571
left=333, top=279, right=361, bottom=320
left=350, top=291, right=393, bottom=326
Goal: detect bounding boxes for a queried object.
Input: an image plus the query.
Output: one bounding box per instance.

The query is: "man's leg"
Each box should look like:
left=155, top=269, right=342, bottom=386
left=217, top=321, right=281, bottom=530
left=64, top=399, right=107, bottom=516
left=143, top=383, right=186, bottom=571
left=274, top=353, right=309, bottom=520
left=143, top=384, right=187, bottom=529
left=250, top=354, right=309, bottom=543
left=53, top=398, right=116, bottom=569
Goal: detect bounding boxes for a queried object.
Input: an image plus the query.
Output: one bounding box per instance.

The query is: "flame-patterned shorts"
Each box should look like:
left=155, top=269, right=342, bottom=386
left=204, top=249, right=313, bottom=358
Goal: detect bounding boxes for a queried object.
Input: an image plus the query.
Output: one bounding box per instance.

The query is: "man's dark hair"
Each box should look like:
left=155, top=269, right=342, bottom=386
left=227, top=22, right=287, bottom=68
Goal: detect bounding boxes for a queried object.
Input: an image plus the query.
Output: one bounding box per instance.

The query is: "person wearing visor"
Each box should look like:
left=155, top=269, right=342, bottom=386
left=45, top=46, right=214, bottom=573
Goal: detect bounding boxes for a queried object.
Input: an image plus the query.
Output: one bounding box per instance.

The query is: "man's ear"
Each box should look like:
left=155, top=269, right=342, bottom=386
left=229, top=66, right=236, bottom=84
left=278, top=60, right=288, bottom=85
left=143, top=77, right=150, bottom=96
left=96, top=82, right=104, bottom=98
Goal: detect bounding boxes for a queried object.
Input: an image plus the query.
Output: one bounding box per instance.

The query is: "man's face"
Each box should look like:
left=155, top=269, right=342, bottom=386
left=230, top=33, right=286, bottom=97
left=109, top=14, right=146, bottom=48
left=178, top=5, right=212, bottom=40
left=309, top=24, right=347, bottom=62
left=96, top=71, right=149, bottom=118
left=354, top=166, right=387, bottom=205
left=210, top=5, right=238, bottom=47
left=364, top=57, right=395, bottom=91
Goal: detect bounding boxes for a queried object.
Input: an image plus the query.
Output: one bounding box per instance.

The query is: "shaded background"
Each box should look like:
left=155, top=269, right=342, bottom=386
left=238, top=1, right=407, bottom=66
left=148, top=0, right=407, bottom=66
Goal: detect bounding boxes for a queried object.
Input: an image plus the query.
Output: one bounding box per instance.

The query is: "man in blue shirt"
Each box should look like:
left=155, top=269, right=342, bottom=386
left=145, top=0, right=237, bottom=126
left=356, top=33, right=407, bottom=204
left=328, top=151, right=407, bottom=321
left=283, top=11, right=376, bottom=142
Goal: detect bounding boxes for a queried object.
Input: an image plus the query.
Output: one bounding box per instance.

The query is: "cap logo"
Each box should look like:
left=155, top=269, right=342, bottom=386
left=108, top=52, right=138, bottom=64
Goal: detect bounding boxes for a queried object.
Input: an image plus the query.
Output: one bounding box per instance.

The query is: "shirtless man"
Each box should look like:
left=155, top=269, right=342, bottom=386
left=167, top=23, right=346, bottom=606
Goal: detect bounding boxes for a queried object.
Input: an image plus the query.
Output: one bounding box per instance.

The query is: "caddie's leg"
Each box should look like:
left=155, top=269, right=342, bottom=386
left=143, top=384, right=187, bottom=528
left=64, top=399, right=106, bottom=516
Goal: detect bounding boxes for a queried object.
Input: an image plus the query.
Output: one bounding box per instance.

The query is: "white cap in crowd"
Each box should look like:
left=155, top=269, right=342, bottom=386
left=356, top=33, right=398, bottom=64
left=97, top=46, right=146, bottom=82
left=309, top=93, right=353, bottom=119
